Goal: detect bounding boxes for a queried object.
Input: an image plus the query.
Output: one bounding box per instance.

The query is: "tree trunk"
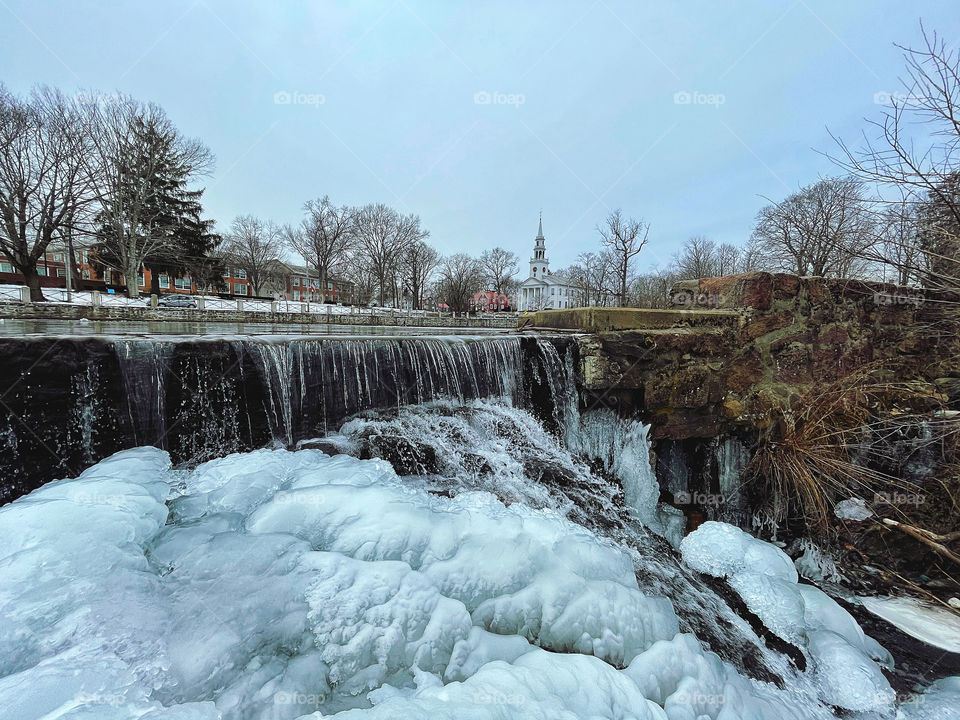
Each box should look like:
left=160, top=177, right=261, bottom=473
left=24, top=266, right=45, bottom=302
left=126, top=259, right=142, bottom=298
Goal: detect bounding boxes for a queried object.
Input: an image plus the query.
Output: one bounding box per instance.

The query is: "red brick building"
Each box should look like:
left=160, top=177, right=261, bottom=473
left=468, top=290, right=510, bottom=312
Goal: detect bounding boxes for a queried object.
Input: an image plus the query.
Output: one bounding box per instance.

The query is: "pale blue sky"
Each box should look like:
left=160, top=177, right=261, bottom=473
left=2, top=1, right=957, bottom=271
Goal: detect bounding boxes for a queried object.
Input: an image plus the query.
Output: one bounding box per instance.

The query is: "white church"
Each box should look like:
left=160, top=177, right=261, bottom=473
left=517, top=216, right=577, bottom=311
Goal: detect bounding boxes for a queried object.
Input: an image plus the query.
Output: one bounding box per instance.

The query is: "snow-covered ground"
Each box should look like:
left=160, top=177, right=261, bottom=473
left=2, top=407, right=957, bottom=719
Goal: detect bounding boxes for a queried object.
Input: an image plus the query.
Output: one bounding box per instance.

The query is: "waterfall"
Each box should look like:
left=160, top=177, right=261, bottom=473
left=0, top=334, right=576, bottom=503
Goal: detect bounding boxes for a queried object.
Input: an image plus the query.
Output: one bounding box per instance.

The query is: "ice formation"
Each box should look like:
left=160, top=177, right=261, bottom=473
left=1, top=427, right=957, bottom=718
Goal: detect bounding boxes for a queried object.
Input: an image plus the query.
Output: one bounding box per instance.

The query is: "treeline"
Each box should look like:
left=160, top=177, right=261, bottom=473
left=0, top=84, right=483, bottom=309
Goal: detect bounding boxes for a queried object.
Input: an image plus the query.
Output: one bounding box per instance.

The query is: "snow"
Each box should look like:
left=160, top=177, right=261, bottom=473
left=860, top=595, right=960, bottom=654
left=0, top=446, right=940, bottom=719
left=681, top=521, right=896, bottom=712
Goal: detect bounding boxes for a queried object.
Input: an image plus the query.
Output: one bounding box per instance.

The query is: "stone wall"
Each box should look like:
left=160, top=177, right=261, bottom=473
left=0, top=302, right=516, bottom=328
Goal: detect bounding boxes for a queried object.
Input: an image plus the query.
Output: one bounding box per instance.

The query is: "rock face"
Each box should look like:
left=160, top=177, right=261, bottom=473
left=572, top=273, right=960, bottom=519
left=577, top=272, right=960, bottom=442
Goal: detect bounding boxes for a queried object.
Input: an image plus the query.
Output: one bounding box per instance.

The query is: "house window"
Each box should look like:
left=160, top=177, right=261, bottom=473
left=234, top=283, right=247, bottom=296
left=37, top=266, right=47, bottom=276
left=53, top=253, right=64, bottom=262
left=222, top=269, right=231, bottom=279
left=0, top=262, right=13, bottom=273
left=174, top=277, right=190, bottom=290
left=234, top=268, right=247, bottom=279
left=82, top=269, right=91, bottom=280
left=138, top=275, right=146, bottom=287
left=293, top=290, right=300, bottom=300
left=327, top=281, right=333, bottom=290
left=159, top=274, right=169, bottom=289
left=292, top=277, right=300, bottom=286
left=56, top=268, right=66, bottom=277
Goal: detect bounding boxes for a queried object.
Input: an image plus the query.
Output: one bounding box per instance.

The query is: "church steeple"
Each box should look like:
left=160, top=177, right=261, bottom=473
left=530, top=214, right=549, bottom=278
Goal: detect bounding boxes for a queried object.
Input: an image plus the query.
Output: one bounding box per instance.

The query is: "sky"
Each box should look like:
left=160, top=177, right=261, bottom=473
left=2, top=1, right=958, bottom=272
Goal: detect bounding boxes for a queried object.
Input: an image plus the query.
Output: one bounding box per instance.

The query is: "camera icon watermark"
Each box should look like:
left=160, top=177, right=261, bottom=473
left=674, top=90, right=725, bottom=107
left=474, top=90, right=525, bottom=108
left=274, top=90, right=325, bottom=108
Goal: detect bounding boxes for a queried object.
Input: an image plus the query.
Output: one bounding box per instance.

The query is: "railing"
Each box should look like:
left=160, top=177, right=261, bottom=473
left=200, top=296, right=235, bottom=311
left=0, top=285, right=26, bottom=303
left=242, top=299, right=274, bottom=313
left=100, top=293, right=149, bottom=308
left=0, top=283, right=513, bottom=325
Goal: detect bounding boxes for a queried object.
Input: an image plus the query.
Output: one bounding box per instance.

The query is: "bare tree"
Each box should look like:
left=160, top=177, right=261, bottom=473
left=0, top=86, right=91, bottom=300
left=568, top=250, right=615, bottom=307
left=597, top=209, right=649, bottom=306
left=222, top=215, right=282, bottom=297
left=673, top=235, right=719, bottom=279
left=286, top=196, right=354, bottom=302
left=830, top=23, right=960, bottom=289
left=750, top=177, right=875, bottom=278
left=716, top=243, right=742, bottom=276
left=402, top=240, right=440, bottom=310
left=353, top=203, right=429, bottom=306
left=737, top=235, right=766, bottom=273
left=436, top=253, right=484, bottom=313
left=87, top=95, right=213, bottom=297
left=479, top=247, right=519, bottom=294
left=630, top=269, right=677, bottom=308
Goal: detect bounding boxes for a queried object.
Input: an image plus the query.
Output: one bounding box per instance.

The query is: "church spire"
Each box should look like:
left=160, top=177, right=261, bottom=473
left=537, top=211, right=544, bottom=239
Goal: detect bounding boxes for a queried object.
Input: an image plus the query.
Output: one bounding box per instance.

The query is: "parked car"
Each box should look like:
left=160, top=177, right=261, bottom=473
left=149, top=295, right=197, bottom=308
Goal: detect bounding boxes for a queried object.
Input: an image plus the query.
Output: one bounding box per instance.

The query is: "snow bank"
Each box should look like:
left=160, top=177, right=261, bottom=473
left=0, top=447, right=935, bottom=719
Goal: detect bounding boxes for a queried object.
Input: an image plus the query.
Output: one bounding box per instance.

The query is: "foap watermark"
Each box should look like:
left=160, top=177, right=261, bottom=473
left=674, top=491, right=726, bottom=507
left=673, top=690, right=726, bottom=707
left=74, top=691, right=125, bottom=707
left=274, top=690, right=326, bottom=709
left=274, top=490, right=326, bottom=506
left=873, top=490, right=926, bottom=507
left=71, top=490, right=125, bottom=506
left=672, top=289, right=726, bottom=308
left=674, top=90, right=725, bottom=108
left=274, top=90, right=325, bottom=108
left=873, top=291, right=924, bottom=307
left=873, top=90, right=925, bottom=107
left=74, top=91, right=124, bottom=106
left=473, top=690, right=525, bottom=706
left=474, top=90, right=525, bottom=108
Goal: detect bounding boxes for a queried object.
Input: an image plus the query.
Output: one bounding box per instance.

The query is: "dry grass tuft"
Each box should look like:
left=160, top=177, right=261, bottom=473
left=748, top=362, right=956, bottom=535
